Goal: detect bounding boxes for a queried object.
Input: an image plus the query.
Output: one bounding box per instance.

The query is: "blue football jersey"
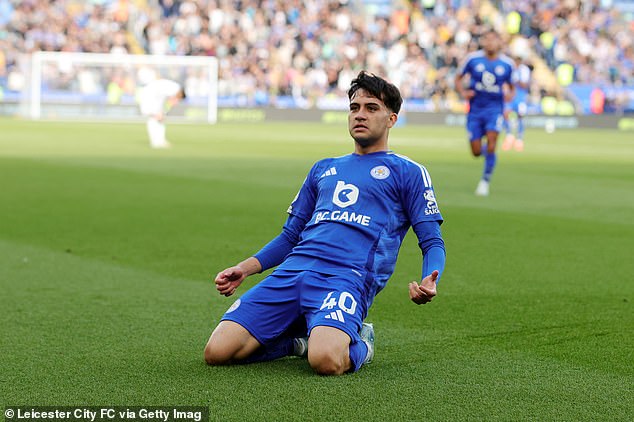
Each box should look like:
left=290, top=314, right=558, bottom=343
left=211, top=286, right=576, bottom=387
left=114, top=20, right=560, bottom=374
left=276, top=151, right=443, bottom=305
left=458, top=51, right=515, bottom=112
left=511, top=63, right=531, bottom=102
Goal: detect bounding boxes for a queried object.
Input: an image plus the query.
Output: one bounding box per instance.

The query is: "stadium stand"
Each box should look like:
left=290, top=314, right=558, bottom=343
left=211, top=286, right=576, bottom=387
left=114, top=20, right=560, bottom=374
left=0, top=0, right=632, bottom=114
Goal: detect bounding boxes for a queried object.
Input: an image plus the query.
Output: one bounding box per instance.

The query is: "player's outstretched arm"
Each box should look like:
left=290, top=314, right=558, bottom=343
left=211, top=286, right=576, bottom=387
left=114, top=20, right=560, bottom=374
left=409, top=270, right=439, bottom=305
left=454, top=74, right=475, bottom=100
left=503, top=82, right=516, bottom=102
left=215, top=257, right=262, bottom=297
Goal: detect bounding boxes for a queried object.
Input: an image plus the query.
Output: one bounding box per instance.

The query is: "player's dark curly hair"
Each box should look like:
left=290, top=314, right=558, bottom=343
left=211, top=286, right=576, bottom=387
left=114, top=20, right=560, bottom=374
left=348, top=71, right=402, bottom=114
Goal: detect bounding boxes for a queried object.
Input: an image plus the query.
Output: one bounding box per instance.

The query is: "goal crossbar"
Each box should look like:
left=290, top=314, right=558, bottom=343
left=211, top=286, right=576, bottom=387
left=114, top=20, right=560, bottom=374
left=29, top=51, right=218, bottom=123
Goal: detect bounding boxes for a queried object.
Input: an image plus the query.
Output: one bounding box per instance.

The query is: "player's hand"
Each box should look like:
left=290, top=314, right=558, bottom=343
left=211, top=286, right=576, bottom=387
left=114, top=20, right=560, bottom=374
left=215, top=266, right=246, bottom=297
left=463, top=90, right=476, bottom=100
left=409, top=270, right=439, bottom=305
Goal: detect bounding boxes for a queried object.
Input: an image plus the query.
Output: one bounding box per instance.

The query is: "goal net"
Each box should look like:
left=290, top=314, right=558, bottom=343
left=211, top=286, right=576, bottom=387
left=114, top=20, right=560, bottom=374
left=28, top=52, right=218, bottom=123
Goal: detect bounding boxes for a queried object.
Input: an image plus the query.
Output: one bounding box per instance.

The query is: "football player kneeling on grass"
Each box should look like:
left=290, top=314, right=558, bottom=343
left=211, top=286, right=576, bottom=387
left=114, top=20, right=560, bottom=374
left=205, top=71, right=446, bottom=375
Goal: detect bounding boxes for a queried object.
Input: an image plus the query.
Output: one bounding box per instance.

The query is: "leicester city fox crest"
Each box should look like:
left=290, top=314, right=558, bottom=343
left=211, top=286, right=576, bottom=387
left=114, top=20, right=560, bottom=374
left=370, top=165, right=391, bottom=180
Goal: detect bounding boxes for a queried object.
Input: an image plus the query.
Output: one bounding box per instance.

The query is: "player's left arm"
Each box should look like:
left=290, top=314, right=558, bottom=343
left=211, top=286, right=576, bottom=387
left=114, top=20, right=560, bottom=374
left=409, top=220, right=446, bottom=305
left=400, top=164, right=446, bottom=305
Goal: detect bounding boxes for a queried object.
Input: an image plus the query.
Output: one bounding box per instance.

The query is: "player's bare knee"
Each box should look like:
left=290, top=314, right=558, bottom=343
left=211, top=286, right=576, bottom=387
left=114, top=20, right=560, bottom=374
left=308, top=349, right=346, bottom=375
left=203, top=341, right=232, bottom=365
left=204, top=321, right=261, bottom=365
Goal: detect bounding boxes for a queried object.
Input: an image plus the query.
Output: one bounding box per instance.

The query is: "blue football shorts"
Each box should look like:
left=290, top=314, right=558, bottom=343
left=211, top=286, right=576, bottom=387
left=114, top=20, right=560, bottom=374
left=220, top=269, right=368, bottom=346
left=467, top=109, right=504, bottom=141
left=504, top=97, right=527, bottom=117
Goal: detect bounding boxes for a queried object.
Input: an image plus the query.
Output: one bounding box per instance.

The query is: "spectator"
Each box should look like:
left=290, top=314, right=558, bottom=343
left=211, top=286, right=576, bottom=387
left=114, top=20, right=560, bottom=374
left=2, top=0, right=632, bottom=113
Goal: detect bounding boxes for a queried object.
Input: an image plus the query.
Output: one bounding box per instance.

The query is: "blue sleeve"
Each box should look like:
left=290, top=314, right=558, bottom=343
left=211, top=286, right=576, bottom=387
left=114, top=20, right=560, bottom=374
left=287, top=163, right=319, bottom=221
left=457, top=57, right=471, bottom=77
left=254, top=162, right=320, bottom=271
left=504, top=62, right=515, bottom=84
left=402, top=162, right=443, bottom=225
left=412, top=220, right=446, bottom=284
left=253, top=214, right=308, bottom=272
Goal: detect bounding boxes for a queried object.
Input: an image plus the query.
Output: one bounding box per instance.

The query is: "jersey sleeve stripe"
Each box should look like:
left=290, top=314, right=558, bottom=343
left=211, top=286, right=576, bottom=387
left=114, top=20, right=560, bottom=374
left=391, top=153, right=432, bottom=187
left=500, top=54, right=516, bottom=67
left=457, top=50, right=484, bottom=74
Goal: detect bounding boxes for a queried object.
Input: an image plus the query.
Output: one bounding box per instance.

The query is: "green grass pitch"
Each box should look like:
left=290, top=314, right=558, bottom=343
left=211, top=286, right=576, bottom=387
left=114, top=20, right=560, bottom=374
left=1, top=118, right=633, bottom=421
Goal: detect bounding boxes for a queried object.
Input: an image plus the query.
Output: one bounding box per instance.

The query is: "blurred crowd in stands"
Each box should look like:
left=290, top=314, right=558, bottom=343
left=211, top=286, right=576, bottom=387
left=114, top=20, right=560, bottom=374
left=0, top=0, right=632, bottom=113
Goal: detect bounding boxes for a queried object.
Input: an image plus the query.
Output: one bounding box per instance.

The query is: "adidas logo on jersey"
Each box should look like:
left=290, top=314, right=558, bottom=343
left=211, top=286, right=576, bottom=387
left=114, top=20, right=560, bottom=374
left=324, top=309, right=346, bottom=322
left=320, top=167, right=337, bottom=178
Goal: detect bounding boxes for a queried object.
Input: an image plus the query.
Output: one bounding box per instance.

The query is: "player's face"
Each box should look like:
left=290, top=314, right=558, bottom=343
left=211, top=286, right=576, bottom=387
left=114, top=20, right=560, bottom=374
left=481, top=32, right=500, bottom=55
left=348, top=89, right=397, bottom=148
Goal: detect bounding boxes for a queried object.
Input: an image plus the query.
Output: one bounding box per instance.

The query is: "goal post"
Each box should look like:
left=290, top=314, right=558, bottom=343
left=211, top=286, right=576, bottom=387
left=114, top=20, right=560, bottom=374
left=28, top=52, right=218, bottom=123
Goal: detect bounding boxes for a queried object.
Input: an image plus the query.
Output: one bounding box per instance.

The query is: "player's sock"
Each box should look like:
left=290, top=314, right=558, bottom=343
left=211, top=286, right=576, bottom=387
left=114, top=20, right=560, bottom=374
left=482, top=151, right=497, bottom=182
left=515, top=119, right=525, bottom=151
left=148, top=119, right=169, bottom=148
left=158, top=121, right=167, bottom=143
left=348, top=340, right=370, bottom=372
left=517, top=118, right=525, bottom=141
left=148, top=120, right=166, bottom=147
left=147, top=119, right=160, bottom=145
left=240, top=337, right=294, bottom=364
left=348, top=322, right=374, bottom=372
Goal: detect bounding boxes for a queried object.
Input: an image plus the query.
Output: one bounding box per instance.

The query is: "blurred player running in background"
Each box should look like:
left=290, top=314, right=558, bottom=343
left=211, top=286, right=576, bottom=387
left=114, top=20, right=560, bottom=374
left=138, top=78, right=186, bottom=149
left=502, top=56, right=533, bottom=152
left=455, top=29, right=515, bottom=196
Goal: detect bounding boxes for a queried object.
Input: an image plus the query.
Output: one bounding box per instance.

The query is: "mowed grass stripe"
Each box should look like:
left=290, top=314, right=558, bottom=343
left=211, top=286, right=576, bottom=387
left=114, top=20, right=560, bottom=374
left=1, top=119, right=633, bottom=421
left=0, top=155, right=294, bottom=280
left=0, top=239, right=215, bottom=402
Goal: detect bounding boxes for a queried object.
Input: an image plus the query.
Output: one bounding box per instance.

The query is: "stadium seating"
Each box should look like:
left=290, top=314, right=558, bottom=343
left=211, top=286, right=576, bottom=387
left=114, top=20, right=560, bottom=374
left=1, top=0, right=632, bottom=113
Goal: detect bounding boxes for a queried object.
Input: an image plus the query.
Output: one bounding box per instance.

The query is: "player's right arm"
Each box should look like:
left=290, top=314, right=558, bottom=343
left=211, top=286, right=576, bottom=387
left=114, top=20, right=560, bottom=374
left=253, top=161, right=319, bottom=271
left=253, top=213, right=309, bottom=270
left=215, top=257, right=262, bottom=296
left=503, top=81, right=515, bottom=103
left=215, top=163, right=319, bottom=296
left=454, top=73, right=474, bottom=100
left=215, top=213, right=309, bottom=296
left=454, top=57, right=475, bottom=100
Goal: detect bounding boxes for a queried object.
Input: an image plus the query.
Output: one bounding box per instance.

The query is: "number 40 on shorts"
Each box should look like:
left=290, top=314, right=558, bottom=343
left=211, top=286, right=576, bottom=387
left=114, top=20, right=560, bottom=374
left=320, top=291, right=357, bottom=322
